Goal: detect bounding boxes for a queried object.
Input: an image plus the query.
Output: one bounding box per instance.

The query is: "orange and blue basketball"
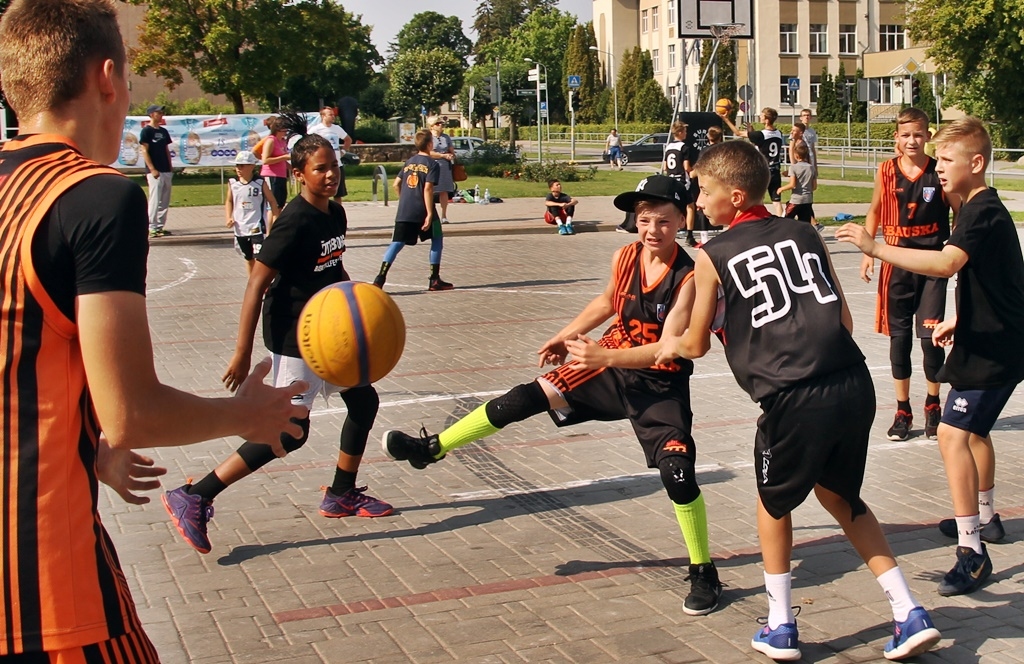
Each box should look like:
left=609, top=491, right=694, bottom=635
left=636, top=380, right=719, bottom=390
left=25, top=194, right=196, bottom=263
left=715, top=98, right=734, bottom=115
left=298, top=282, right=406, bottom=387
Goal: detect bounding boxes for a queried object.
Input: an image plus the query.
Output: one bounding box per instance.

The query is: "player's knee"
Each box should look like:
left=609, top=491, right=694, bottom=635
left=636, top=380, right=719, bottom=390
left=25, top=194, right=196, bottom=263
left=281, top=416, right=311, bottom=453
left=658, top=455, right=700, bottom=504
left=889, top=335, right=912, bottom=379
left=485, top=381, right=549, bottom=429
left=921, top=339, right=945, bottom=382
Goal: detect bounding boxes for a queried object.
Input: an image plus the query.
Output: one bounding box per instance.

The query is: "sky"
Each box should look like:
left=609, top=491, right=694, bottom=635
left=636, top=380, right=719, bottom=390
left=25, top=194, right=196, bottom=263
left=340, top=0, right=594, bottom=57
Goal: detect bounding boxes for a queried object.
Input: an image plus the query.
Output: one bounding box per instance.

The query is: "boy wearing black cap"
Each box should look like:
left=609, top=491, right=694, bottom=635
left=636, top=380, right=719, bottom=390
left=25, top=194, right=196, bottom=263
left=382, top=175, right=723, bottom=616
left=658, top=140, right=941, bottom=661
left=140, top=103, right=173, bottom=237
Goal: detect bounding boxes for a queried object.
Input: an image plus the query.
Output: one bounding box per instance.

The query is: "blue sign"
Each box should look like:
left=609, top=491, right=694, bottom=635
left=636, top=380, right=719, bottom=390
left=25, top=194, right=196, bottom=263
left=420, top=105, right=427, bottom=115
left=540, top=101, right=548, bottom=110
left=788, top=77, right=800, bottom=91
left=567, top=75, right=581, bottom=89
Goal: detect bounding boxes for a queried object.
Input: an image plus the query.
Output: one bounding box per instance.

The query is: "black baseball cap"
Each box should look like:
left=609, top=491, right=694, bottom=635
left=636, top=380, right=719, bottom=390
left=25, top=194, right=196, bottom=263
left=613, top=175, right=688, bottom=213
left=146, top=104, right=165, bottom=114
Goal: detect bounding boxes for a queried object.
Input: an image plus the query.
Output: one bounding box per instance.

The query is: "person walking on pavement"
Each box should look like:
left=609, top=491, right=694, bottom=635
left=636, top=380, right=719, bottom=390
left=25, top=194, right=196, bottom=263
left=606, top=128, right=623, bottom=169
left=428, top=115, right=456, bottom=224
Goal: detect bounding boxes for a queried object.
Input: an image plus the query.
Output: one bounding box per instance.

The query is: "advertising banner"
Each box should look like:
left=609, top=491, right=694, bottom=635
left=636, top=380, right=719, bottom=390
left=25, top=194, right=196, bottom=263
left=117, top=113, right=321, bottom=170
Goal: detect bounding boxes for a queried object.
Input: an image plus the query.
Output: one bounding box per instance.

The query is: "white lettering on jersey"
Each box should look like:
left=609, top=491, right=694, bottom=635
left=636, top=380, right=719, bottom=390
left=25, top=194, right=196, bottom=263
left=727, top=240, right=837, bottom=328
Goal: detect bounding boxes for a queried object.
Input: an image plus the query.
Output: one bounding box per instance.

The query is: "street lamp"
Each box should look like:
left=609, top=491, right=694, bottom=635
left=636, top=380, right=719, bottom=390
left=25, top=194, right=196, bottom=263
left=524, top=57, right=546, bottom=162
left=590, top=46, right=618, bottom=131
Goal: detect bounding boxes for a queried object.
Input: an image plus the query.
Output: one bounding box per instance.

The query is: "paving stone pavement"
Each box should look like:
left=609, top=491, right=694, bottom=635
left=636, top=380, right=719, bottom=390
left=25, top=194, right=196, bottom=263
left=104, top=202, right=1024, bottom=663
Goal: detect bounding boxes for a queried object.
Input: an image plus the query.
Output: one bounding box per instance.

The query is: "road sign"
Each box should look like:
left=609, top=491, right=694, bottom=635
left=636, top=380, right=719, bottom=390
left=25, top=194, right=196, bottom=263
left=540, top=110, right=548, bottom=118
left=788, top=77, right=800, bottom=91
left=538, top=83, right=547, bottom=91
left=528, top=68, right=539, bottom=82
left=517, top=89, right=535, bottom=96
left=540, top=102, right=547, bottom=111
left=567, top=75, right=581, bottom=88
left=738, top=84, right=753, bottom=101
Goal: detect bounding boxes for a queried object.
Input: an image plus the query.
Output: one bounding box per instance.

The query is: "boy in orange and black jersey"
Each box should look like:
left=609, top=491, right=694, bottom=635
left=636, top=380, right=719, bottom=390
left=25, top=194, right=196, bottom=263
left=861, top=108, right=958, bottom=442
left=381, top=176, right=724, bottom=618
left=0, top=1, right=306, bottom=661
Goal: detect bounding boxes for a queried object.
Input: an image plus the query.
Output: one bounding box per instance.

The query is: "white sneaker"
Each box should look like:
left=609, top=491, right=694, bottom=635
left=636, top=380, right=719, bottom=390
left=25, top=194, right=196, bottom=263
left=441, top=217, right=449, bottom=224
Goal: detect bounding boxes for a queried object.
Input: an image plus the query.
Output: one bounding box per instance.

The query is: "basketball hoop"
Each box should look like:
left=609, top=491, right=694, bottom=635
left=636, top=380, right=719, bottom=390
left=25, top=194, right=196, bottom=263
left=709, top=22, right=744, bottom=42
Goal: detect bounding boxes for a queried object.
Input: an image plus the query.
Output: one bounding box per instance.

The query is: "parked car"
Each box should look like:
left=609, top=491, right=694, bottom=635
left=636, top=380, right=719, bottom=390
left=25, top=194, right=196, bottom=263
left=619, top=133, right=669, bottom=165
left=452, top=136, right=485, bottom=159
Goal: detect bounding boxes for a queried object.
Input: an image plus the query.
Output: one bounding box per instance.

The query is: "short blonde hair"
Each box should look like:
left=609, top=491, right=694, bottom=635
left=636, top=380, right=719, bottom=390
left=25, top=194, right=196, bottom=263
left=897, top=107, right=930, bottom=130
left=933, top=117, right=992, bottom=169
left=694, top=141, right=769, bottom=200
left=707, top=126, right=724, bottom=144
left=761, top=108, right=778, bottom=124
left=0, top=0, right=126, bottom=117
left=414, top=129, right=433, bottom=151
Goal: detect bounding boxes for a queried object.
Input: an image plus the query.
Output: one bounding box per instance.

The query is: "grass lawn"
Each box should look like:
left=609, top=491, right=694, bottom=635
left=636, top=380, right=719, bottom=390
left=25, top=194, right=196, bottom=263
left=150, top=168, right=877, bottom=208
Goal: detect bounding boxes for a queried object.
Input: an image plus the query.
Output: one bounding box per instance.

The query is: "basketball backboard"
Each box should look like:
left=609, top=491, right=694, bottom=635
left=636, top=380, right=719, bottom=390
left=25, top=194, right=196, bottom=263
left=678, top=0, right=754, bottom=39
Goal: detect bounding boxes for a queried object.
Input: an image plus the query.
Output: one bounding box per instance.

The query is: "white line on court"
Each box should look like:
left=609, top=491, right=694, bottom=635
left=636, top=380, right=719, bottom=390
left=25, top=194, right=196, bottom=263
left=147, top=258, right=197, bottom=294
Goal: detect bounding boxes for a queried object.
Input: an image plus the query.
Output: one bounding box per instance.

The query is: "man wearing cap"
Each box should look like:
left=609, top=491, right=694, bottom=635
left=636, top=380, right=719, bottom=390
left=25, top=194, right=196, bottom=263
left=140, top=104, right=173, bottom=237
left=380, top=175, right=724, bottom=617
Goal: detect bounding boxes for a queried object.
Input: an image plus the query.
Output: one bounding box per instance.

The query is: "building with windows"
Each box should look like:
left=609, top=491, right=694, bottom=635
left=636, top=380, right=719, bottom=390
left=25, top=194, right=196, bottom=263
left=591, top=0, right=940, bottom=123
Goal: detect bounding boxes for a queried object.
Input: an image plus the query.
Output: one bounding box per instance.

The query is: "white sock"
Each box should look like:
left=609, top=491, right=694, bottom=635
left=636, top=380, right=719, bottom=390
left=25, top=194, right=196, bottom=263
left=565, top=216, right=573, bottom=224
left=699, top=231, right=709, bottom=243
left=876, top=566, right=918, bottom=622
left=979, top=487, right=995, bottom=523
left=764, top=571, right=794, bottom=629
left=956, top=513, right=983, bottom=554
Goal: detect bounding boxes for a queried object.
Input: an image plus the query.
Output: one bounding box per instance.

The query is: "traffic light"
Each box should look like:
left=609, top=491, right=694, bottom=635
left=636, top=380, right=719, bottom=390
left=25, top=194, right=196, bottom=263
left=911, top=77, right=921, bottom=105
left=484, top=76, right=499, bottom=105
left=568, top=90, right=578, bottom=113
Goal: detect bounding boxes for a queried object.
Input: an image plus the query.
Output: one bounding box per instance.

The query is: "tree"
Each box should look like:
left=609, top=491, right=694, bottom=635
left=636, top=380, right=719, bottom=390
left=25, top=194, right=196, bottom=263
left=356, top=74, right=392, bottom=120
left=473, top=0, right=558, bottom=51
left=127, top=0, right=353, bottom=113
left=815, top=66, right=842, bottom=122
left=273, top=10, right=382, bottom=112
left=567, top=22, right=605, bottom=123
left=616, top=47, right=642, bottom=121
left=697, top=39, right=737, bottom=113
left=456, top=69, right=495, bottom=140
left=390, top=12, right=472, bottom=67
left=633, top=79, right=673, bottom=122
left=385, top=48, right=464, bottom=118
left=907, top=0, right=1024, bottom=146
left=516, top=8, right=576, bottom=123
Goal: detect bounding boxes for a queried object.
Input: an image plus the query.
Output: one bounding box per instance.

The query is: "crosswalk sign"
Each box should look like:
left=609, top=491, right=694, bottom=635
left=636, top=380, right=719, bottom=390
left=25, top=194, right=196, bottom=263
left=567, top=75, right=581, bottom=88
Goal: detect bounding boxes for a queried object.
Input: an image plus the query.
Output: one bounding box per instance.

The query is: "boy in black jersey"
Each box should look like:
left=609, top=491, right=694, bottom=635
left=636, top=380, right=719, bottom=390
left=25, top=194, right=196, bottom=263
left=838, top=117, right=1024, bottom=597
left=662, top=121, right=697, bottom=246
left=721, top=107, right=785, bottom=216
left=861, top=108, right=957, bottom=443
left=382, top=176, right=724, bottom=617
left=373, top=129, right=454, bottom=291
left=659, top=140, right=941, bottom=661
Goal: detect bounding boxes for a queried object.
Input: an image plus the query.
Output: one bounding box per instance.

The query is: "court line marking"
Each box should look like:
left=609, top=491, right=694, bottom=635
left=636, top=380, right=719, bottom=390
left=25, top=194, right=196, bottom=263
left=147, top=258, right=197, bottom=294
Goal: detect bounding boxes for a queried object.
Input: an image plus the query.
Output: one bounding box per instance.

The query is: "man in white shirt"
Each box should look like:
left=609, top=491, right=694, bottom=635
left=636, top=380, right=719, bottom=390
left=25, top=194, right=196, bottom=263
left=311, top=106, right=352, bottom=201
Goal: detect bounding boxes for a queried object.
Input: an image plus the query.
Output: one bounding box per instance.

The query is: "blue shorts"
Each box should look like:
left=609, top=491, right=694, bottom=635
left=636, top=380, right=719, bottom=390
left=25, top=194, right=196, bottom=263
left=608, top=146, right=621, bottom=160
left=941, top=384, right=1018, bottom=437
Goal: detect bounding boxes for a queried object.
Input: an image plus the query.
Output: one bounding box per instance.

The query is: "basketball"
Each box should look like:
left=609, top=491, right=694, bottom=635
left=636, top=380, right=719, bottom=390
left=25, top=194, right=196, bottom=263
left=298, top=282, right=406, bottom=387
left=715, top=98, right=733, bottom=115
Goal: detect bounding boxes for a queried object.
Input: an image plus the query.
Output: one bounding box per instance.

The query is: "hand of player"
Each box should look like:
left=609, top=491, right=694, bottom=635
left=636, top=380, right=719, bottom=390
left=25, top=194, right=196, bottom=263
left=537, top=337, right=568, bottom=367
left=225, top=218, right=233, bottom=228
left=422, top=215, right=432, bottom=232
left=931, top=318, right=957, bottom=347
left=655, top=334, right=682, bottom=365
left=858, top=254, right=875, bottom=283
left=835, top=223, right=878, bottom=258
left=233, top=357, right=309, bottom=457
left=96, top=434, right=167, bottom=505
left=564, top=335, right=607, bottom=369
left=222, top=350, right=253, bottom=393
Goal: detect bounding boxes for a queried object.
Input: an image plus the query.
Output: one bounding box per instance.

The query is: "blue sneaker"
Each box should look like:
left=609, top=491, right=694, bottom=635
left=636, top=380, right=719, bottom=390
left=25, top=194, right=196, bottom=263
left=751, top=621, right=800, bottom=661
left=557, top=225, right=568, bottom=235
left=162, top=483, right=214, bottom=553
left=883, top=606, right=941, bottom=660
left=565, top=222, right=575, bottom=235
left=937, top=544, right=992, bottom=596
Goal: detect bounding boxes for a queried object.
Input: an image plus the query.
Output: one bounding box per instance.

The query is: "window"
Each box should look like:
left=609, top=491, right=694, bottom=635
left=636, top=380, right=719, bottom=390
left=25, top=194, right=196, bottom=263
left=780, top=24, right=797, bottom=54
left=652, top=48, right=660, bottom=73
left=839, top=24, right=857, bottom=55
left=809, top=24, right=827, bottom=54
left=668, top=0, right=677, bottom=28
left=810, top=75, right=821, bottom=104
left=880, top=78, right=897, bottom=104
left=669, top=85, right=678, bottom=108
left=668, top=43, right=677, bottom=69
left=642, top=9, right=649, bottom=33
left=652, top=6, right=659, bottom=31
left=880, top=24, right=905, bottom=51
left=781, top=76, right=797, bottom=105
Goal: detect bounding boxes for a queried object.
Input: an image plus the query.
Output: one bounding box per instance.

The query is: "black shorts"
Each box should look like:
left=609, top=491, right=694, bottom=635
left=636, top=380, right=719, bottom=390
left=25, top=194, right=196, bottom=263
left=876, top=263, right=947, bottom=337
left=784, top=203, right=815, bottom=222
left=941, top=383, right=1018, bottom=437
left=754, top=362, right=874, bottom=520
left=688, top=176, right=700, bottom=205
left=234, top=233, right=265, bottom=260
left=267, top=176, right=288, bottom=208
left=767, top=169, right=782, bottom=202
left=392, top=215, right=442, bottom=246
left=539, top=363, right=695, bottom=468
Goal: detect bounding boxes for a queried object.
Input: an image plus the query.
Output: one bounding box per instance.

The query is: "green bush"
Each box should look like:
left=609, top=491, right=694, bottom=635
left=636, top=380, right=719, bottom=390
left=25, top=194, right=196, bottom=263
left=354, top=116, right=395, bottom=143
left=520, top=161, right=597, bottom=183
left=129, top=93, right=235, bottom=117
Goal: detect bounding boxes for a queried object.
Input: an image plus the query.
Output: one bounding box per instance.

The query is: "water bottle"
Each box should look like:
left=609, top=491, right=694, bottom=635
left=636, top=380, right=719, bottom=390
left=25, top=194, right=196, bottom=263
left=483, top=188, right=490, bottom=205
left=474, top=184, right=481, bottom=204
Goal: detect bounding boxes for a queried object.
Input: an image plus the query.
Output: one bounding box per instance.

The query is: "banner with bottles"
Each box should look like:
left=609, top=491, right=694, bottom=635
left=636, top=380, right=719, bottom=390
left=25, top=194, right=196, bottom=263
left=116, top=113, right=321, bottom=170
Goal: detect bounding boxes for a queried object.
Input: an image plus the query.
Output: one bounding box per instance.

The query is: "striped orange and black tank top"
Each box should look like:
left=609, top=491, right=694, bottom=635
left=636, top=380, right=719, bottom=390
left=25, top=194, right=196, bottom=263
left=0, top=135, right=147, bottom=654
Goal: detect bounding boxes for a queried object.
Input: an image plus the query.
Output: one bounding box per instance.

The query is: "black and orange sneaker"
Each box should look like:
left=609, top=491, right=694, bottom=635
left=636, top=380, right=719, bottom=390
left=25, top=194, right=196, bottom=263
left=428, top=277, right=454, bottom=291
left=924, top=403, right=941, bottom=440
left=887, top=410, right=912, bottom=441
